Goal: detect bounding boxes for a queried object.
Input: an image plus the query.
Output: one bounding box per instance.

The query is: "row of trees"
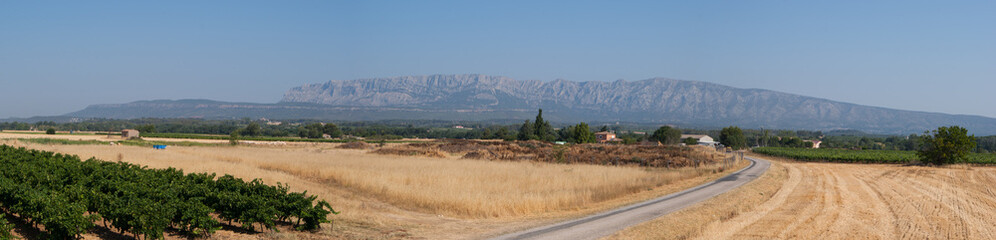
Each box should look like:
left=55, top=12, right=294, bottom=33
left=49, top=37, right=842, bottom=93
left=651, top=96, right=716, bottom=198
left=517, top=109, right=557, bottom=141
left=751, top=125, right=980, bottom=166
left=297, top=123, right=342, bottom=139
left=6, top=116, right=994, bottom=153
left=515, top=110, right=599, bottom=143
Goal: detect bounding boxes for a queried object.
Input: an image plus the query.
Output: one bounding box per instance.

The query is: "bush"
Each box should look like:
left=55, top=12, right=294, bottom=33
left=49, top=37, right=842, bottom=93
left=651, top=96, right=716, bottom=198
left=46, top=128, right=56, bottom=134
left=0, top=214, right=14, bottom=240
left=918, top=126, right=976, bottom=165
left=651, top=126, right=681, bottom=145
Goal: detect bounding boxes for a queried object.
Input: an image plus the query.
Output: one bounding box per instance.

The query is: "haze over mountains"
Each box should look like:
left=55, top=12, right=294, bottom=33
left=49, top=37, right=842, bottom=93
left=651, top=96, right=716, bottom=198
left=50, top=74, right=996, bottom=135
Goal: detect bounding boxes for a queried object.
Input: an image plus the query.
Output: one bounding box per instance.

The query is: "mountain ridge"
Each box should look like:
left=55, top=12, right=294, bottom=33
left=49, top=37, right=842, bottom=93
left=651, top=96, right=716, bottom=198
left=51, top=74, right=996, bottom=135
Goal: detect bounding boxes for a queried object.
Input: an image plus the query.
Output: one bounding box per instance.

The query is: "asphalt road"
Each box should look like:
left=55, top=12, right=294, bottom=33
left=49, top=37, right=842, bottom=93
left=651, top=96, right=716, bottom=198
left=490, top=156, right=771, bottom=240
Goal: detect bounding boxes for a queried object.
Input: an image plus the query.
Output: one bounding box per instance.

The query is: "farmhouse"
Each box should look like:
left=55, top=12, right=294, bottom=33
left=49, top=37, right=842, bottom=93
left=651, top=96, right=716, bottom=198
left=595, top=131, right=621, bottom=143
left=121, top=129, right=140, bottom=139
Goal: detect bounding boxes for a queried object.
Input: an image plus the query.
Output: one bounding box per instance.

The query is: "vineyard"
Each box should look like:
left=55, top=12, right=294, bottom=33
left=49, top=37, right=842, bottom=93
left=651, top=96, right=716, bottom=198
left=753, top=147, right=996, bottom=164
left=0, top=144, right=337, bottom=239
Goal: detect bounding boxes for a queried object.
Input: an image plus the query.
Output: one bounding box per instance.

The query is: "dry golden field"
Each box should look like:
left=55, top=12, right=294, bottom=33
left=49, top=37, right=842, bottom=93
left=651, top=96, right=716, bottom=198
left=0, top=133, right=741, bottom=240
left=613, top=155, right=996, bottom=240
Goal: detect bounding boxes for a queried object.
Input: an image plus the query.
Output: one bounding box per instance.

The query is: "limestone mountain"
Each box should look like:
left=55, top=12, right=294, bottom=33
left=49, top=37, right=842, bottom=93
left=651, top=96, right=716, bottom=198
left=62, top=74, right=996, bottom=134
left=278, top=74, right=996, bottom=134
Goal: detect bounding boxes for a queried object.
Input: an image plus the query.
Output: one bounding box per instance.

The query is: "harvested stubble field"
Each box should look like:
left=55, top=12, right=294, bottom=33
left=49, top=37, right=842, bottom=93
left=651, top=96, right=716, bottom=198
left=613, top=154, right=996, bottom=240
left=0, top=136, right=737, bottom=240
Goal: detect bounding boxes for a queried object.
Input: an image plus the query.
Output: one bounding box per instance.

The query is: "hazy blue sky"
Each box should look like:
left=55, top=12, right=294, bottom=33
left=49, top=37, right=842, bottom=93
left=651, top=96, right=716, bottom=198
left=2, top=1, right=994, bottom=118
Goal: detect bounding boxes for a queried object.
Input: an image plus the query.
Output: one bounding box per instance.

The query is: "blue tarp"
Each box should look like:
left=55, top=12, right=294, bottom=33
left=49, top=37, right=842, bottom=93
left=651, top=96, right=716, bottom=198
left=153, top=145, right=167, bottom=150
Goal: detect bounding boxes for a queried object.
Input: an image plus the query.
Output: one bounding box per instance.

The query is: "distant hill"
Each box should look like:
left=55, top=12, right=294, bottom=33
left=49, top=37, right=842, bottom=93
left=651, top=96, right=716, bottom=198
left=62, top=99, right=539, bottom=122
left=57, top=74, right=996, bottom=135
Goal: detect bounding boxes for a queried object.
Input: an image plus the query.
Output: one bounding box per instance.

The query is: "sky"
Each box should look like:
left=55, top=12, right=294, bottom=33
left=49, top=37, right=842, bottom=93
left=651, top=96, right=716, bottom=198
left=2, top=1, right=995, bottom=119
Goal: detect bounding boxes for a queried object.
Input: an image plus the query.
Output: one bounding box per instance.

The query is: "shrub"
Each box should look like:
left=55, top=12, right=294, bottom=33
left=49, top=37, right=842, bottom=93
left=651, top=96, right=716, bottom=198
left=918, top=126, right=976, bottom=165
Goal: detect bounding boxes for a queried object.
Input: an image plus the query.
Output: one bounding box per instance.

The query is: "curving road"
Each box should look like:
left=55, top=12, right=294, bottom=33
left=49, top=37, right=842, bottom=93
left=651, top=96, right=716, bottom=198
left=490, top=156, right=771, bottom=240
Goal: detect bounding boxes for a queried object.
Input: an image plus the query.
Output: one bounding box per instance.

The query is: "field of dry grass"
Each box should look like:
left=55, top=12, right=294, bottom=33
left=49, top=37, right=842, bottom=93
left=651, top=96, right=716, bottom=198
left=613, top=154, right=996, bottom=240
left=0, top=135, right=741, bottom=239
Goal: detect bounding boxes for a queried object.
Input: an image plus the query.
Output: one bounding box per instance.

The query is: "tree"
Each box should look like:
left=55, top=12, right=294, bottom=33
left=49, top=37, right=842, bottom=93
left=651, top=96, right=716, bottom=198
left=533, top=109, right=555, bottom=141
left=719, top=126, right=747, bottom=150
left=495, top=127, right=510, bottom=141
left=322, top=123, right=342, bottom=138
left=682, top=137, right=699, bottom=145
left=651, top=126, right=682, bottom=145
left=917, top=126, right=976, bottom=165
left=241, top=122, right=262, bottom=137
left=229, top=131, right=240, bottom=145
left=556, top=125, right=573, bottom=142
left=298, top=123, right=324, bottom=139
left=571, top=122, right=595, bottom=144
left=760, top=129, right=770, bottom=147
left=136, top=124, right=157, bottom=134
left=599, top=125, right=609, bottom=132
left=517, top=120, right=536, bottom=141
left=46, top=128, right=56, bottom=134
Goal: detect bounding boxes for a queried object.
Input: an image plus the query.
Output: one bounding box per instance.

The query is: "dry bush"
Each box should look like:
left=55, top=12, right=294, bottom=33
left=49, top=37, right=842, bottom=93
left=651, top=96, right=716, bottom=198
left=422, top=139, right=720, bottom=168
left=336, top=141, right=373, bottom=149
left=370, top=146, right=448, bottom=158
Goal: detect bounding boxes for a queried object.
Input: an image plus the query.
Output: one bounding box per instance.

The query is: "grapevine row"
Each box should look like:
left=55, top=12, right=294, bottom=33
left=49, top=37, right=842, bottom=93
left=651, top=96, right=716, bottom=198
left=0, top=145, right=337, bottom=239
left=753, top=147, right=996, bottom=164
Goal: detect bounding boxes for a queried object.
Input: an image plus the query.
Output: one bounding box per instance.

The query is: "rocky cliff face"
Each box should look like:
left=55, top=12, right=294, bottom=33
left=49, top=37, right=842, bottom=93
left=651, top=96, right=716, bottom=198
left=279, top=74, right=996, bottom=134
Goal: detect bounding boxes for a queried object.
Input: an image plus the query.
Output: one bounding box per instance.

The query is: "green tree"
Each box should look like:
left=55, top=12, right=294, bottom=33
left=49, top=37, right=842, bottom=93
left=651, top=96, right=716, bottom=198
left=298, top=123, right=324, bottom=139
left=760, top=129, right=770, bottom=147
left=533, top=109, right=555, bottom=141
left=46, top=128, right=56, bottom=134
left=651, top=126, right=682, bottom=145
left=917, top=126, right=977, bottom=165
left=556, top=125, right=573, bottom=142
left=136, top=124, right=157, bottom=134
left=495, top=127, right=510, bottom=141
left=0, top=214, right=13, bottom=240
left=229, top=131, right=240, bottom=145
left=720, top=126, right=747, bottom=150
left=241, top=122, right=262, bottom=137
left=599, top=125, right=609, bottom=132
left=322, top=123, right=342, bottom=138
left=570, top=122, right=595, bottom=144
left=682, top=137, right=699, bottom=145
left=517, top=120, right=536, bottom=141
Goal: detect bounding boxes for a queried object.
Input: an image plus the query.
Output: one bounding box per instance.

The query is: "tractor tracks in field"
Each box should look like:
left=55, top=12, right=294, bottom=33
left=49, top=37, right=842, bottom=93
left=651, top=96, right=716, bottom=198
left=696, top=161, right=996, bottom=240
